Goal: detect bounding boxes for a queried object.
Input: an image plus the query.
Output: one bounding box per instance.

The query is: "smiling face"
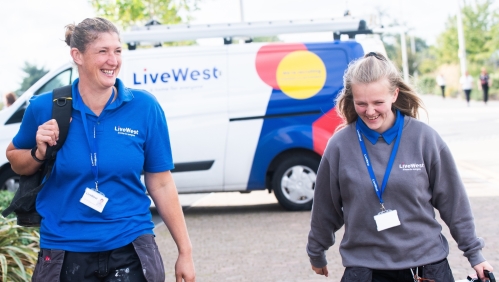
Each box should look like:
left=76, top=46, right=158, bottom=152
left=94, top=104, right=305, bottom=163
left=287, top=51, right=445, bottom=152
left=71, top=32, right=122, bottom=90
left=352, top=78, right=399, bottom=133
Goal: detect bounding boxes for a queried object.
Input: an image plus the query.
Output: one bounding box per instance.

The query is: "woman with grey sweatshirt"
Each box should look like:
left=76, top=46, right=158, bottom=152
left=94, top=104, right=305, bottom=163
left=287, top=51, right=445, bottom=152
left=307, top=52, right=493, bottom=282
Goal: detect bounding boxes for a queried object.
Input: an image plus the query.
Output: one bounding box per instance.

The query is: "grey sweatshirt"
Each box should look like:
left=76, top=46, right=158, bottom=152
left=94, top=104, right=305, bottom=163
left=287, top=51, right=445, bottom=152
left=307, top=115, right=485, bottom=270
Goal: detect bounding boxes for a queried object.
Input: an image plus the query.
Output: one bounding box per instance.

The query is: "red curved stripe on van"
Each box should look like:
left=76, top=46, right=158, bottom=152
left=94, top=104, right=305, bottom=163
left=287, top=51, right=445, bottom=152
left=312, top=108, right=343, bottom=155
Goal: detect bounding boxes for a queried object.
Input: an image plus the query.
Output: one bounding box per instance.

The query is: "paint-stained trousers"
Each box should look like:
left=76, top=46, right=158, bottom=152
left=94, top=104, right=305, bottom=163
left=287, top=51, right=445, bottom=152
left=32, top=234, right=165, bottom=282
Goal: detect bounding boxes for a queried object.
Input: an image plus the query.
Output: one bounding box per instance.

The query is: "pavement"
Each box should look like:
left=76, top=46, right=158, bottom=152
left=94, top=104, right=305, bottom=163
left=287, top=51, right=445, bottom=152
left=153, top=94, right=499, bottom=281
left=422, top=95, right=499, bottom=280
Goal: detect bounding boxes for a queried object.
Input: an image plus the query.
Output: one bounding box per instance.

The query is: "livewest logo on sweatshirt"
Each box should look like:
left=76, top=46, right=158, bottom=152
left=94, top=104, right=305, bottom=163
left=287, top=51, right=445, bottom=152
left=398, top=163, right=425, bottom=171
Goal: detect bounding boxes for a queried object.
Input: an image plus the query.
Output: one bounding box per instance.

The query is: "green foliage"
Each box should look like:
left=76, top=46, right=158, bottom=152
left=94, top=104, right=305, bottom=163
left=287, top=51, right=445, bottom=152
left=433, top=0, right=499, bottom=67
left=0, top=217, right=40, bottom=282
left=0, top=192, right=40, bottom=281
left=18, top=62, right=49, bottom=93
left=384, top=40, right=397, bottom=62
left=462, top=1, right=498, bottom=64
left=490, top=72, right=499, bottom=89
left=90, top=0, right=199, bottom=30
left=252, top=36, right=281, bottom=43
left=434, top=19, right=459, bottom=65
left=383, top=33, right=431, bottom=75
left=164, top=40, right=197, bottom=47
left=415, top=74, right=438, bottom=95
left=418, top=51, right=439, bottom=75
left=489, top=72, right=499, bottom=100
left=0, top=191, right=15, bottom=219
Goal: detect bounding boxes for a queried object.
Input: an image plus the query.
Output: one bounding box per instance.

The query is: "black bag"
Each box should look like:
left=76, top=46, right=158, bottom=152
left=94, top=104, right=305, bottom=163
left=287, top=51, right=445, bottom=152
left=1, top=85, right=72, bottom=227
left=465, top=270, right=496, bottom=282
left=487, top=270, right=496, bottom=282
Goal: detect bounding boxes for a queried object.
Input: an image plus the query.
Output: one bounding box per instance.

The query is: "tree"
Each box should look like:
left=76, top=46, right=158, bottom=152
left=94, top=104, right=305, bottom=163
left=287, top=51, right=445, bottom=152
left=252, top=36, right=281, bottom=43
left=433, top=0, right=499, bottom=68
left=19, top=62, right=49, bottom=93
left=90, top=0, right=199, bottom=30
left=384, top=34, right=431, bottom=75
left=368, top=7, right=432, bottom=76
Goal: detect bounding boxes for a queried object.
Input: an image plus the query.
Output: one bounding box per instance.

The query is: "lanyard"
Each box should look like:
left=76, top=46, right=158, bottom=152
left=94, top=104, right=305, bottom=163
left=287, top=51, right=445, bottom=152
left=78, top=88, right=115, bottom=191
left=356, top=115, right=403, bottom=210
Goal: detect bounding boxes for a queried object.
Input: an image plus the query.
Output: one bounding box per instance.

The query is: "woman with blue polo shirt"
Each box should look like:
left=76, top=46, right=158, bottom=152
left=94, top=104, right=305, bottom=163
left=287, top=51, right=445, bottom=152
left=6, top=17, right=195, bottom=281
left=306, top=52, right=493, bottom=281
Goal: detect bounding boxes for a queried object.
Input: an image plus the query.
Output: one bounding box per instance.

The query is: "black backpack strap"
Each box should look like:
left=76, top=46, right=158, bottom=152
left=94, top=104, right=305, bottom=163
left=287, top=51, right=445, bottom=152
left=1, top=86, right=73, bottom=218
left=45, top=85, right=72, bottom=160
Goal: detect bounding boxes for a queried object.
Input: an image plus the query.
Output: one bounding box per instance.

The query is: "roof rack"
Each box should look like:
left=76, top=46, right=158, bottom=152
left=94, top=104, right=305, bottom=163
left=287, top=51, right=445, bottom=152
left=121, top=17, right=372, bottom=44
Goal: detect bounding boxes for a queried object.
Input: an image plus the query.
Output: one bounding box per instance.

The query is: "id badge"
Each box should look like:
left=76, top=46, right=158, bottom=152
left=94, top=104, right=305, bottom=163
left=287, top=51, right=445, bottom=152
left=80, top=188, right=108, bottom=213
left=373, top=210, right=401, bottom=231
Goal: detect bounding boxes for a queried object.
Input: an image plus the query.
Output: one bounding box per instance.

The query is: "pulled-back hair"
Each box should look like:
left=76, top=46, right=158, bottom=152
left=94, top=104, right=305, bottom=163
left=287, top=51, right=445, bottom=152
left=335, top=52, right=424, bottom=130
left=65, top=17, right=119, bottom=52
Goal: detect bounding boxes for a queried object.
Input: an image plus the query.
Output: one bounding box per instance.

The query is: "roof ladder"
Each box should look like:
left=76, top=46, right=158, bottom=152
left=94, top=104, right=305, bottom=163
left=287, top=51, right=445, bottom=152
left=121, top=17, right=372, bottom=46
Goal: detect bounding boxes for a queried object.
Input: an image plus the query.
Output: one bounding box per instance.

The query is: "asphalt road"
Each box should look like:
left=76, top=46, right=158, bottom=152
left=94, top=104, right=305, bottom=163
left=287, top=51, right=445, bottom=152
left=152, top=94, right=499, bottom=281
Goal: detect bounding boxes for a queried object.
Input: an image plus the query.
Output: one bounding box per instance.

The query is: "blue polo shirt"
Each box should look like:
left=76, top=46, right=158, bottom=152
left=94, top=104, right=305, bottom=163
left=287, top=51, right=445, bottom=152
left=13, top=78, right=174, bottom=252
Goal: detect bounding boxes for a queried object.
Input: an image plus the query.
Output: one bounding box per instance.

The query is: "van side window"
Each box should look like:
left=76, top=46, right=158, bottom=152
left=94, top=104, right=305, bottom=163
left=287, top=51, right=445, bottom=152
left=5, top=69, right=73, bottom=125
left=34, top=69, right=72, bottom=95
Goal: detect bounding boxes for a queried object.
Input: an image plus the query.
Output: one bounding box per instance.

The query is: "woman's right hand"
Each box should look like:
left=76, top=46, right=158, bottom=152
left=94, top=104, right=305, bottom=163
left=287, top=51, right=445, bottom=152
left=312, top=265, right=329, bottom=277
left=473, top=261, right=493, bottom=281
left=35, top=119, right=60, bottom=158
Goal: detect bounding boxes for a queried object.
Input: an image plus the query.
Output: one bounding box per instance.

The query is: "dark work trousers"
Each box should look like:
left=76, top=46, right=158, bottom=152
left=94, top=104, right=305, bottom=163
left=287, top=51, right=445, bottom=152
left=32, top=234, right=165, bottom=282
left=464, top=89, right=472, bottom=103
left=482, top=84, right=489, bottom=103
left=440, top=85, right=445, bottom=98
left=341, top=258, right=454, bottom=282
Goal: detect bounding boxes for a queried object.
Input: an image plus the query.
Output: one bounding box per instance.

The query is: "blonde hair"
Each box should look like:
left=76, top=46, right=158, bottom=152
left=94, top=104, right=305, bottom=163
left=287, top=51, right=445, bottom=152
left=335, top=52, right=424, bottom=131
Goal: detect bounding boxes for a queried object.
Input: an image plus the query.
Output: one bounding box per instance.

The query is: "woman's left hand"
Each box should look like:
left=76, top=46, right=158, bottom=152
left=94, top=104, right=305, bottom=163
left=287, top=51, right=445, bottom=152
left=175, top=252, right=196, bottom=282
left=312, top=265, right=329, bottom=277
left=146, top=171, right=195, bottom=281
left=473, top=261, right=494, bottom=281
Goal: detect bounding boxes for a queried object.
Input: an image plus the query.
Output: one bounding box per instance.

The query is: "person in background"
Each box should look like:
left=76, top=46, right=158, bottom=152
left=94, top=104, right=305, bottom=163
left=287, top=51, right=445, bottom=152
left=479, top=68, right=490, bottom=105
left=6, top=17, right=195, bottom=282
left=307, top=52, right=493, bottom=282
left=2, top=92, right=17, bottom=108
left=436, top=73, right=446, bottom=98
left=460, top=71, right=474, bottom=106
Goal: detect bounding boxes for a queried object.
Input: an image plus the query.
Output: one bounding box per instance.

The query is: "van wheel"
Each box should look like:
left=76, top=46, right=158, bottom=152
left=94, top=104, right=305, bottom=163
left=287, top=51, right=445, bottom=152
left=272, top=156, right=319, bottom=211
left=0, top=167, right=20, bottom=193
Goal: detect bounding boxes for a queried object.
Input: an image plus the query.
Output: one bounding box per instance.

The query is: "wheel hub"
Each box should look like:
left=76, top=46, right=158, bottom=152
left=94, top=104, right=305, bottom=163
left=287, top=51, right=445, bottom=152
left=280, top=165, right=316, bottom=204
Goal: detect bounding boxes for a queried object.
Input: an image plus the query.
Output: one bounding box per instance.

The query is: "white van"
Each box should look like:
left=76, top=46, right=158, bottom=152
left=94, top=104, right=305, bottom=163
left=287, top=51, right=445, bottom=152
left=0, top=20, right=385, bottom=210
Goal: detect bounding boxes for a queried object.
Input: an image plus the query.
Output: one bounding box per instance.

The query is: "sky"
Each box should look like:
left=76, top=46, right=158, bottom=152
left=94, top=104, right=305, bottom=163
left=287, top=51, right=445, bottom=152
left=0, top=0, right=469, bottom=94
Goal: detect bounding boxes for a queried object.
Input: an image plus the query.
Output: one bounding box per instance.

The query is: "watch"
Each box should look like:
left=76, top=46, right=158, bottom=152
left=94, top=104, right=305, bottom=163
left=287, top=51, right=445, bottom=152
left=31, top=146, right=45, bottom=163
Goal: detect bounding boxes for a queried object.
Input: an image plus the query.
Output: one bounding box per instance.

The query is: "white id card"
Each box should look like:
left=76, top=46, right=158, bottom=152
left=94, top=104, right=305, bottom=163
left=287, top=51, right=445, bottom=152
left=373, top=210, right=401, bottom=231
left=80, top=188, right=108, bottom=213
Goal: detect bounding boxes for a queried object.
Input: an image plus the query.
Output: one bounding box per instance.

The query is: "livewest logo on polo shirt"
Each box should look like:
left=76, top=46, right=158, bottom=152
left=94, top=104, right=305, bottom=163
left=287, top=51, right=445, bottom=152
left=114, top=125, right=139, bottom=137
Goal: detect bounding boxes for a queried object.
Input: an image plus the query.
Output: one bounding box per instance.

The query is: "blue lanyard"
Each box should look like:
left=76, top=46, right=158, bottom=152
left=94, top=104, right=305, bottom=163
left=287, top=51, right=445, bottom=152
left=356, top=116, right=403, bottom=208
left=78, top=89, right=114, bottom=191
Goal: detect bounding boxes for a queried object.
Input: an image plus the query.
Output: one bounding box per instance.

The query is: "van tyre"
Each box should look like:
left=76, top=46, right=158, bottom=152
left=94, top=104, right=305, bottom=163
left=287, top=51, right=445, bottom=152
left=0, top=167, right=20, bottom=193
left=272, top=156, right=319, bottom=211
